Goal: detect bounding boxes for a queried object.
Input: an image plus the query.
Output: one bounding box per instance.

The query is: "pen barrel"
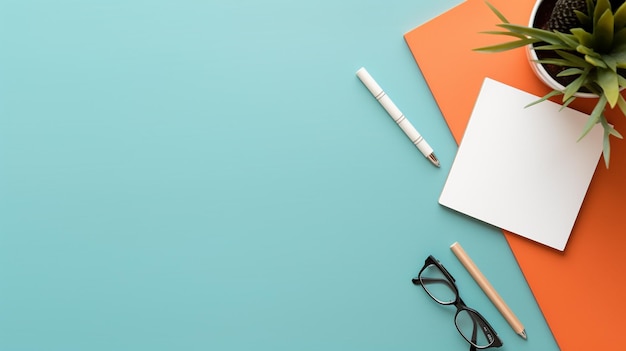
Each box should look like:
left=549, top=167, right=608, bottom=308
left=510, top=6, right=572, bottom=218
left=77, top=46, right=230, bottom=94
left=356, top=67, right=433, bottom=157
left=356, top=67, right=382, bottom=97
left=378, top=95, right=434, bottom=156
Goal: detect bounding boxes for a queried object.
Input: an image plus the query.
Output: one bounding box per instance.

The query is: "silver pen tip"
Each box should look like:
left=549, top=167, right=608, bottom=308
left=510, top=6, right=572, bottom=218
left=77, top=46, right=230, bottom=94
left=428, top=153, right=440, bottom=167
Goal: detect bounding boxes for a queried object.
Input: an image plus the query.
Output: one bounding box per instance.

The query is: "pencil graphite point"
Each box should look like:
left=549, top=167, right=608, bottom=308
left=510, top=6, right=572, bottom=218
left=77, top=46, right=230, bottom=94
left=519, top=329, right=527, bottom=340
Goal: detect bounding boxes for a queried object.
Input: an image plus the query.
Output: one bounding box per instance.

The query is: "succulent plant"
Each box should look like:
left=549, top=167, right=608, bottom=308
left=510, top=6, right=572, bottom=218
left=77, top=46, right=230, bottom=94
left=476, top=0, right=626, bottom=167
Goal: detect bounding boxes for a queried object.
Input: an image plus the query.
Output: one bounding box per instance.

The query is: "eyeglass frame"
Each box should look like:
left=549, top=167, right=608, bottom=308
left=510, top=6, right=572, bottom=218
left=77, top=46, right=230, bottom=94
left=412, top=255, right=503, bottom=351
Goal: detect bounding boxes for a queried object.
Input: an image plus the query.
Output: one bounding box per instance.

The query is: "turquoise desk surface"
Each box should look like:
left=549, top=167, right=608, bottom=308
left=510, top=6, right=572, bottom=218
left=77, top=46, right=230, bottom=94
left=0, top=1, right=560, bottom=350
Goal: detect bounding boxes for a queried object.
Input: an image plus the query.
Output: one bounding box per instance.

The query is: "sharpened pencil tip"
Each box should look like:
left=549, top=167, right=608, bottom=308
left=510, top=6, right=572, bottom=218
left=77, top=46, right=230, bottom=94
left=519, top=329, right=527, bottom=340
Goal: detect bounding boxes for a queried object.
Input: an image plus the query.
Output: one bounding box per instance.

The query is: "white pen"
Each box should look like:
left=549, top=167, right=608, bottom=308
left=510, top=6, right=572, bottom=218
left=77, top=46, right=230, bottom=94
left=356, top=67, right=439, bottom=167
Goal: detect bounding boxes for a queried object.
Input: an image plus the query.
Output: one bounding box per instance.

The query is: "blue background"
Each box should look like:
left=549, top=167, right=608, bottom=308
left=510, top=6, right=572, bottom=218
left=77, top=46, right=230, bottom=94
left=0, top=0, right=560, bottom=350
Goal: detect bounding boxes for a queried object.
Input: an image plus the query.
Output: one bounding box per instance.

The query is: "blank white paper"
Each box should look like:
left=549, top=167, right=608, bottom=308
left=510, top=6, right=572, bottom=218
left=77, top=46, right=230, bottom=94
left=439, top=78, right=604, bottom=251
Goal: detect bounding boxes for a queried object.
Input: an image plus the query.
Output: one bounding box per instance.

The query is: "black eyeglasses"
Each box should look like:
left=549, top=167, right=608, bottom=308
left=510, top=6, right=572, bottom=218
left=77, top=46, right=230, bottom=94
left=412, top=255, right=503, bottom=351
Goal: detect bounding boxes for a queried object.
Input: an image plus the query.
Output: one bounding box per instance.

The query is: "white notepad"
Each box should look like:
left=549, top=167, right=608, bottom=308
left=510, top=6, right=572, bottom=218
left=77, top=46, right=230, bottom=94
left=439, top=78, right=604, bottom=251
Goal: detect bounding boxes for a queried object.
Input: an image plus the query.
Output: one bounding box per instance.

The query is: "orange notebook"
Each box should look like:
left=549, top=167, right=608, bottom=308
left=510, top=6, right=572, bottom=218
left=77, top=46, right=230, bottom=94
left=405, top=0, right=626, bottom=349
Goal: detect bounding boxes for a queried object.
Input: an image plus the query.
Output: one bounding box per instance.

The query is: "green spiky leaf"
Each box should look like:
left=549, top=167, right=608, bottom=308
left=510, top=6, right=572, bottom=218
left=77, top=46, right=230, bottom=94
left=594, top=0, right=612, bottom=26
left=617, top=93, right=626, bottom=115
left=610, top=29, right=626, bottom=67
left=597, top=68, right=620, bottom=107
left=557, top=67, right=585, bottom=76
left=603, top=118, right=623, bottom=139
left=536, top=57, right=586, bottom=68
left=534, top=44, right=576, bottom=51
left=602, top=54, right=618, bottom=71
left=556, top=49, right=590, bottom=65
left=578, top=95, right=607, bottom=141
left=615, top=1, right=626, bottom=29
left=560, top=96, right=576, bottom=110
left=524, top=90, right=563, bottom=108
left=474, top=38, right=538, bottom=52
left=484, top=1, right=510, bottom=24
left=600, top=115, right=623, bottom=168
left=554, top=31, right=582, bottom=48
left=595, top=9, right=614, bottom=53
left=577, top=44, right=601, bottom=58
left=614, top=28, right=626, bottom=46
left=498, top=24, right=568, bottom=44
left=602, top=124, right=611, bottom=168
left=479, top=30, right=528, bottom=39
left=575, top=10, right=591, bottom=27
left=585, top=54, right=608, bottom=67
left=586, top=0, right=596, bottom=19
left=571, top=28, right=594, bottom=47
left=563, top=69, right=589, bottom=101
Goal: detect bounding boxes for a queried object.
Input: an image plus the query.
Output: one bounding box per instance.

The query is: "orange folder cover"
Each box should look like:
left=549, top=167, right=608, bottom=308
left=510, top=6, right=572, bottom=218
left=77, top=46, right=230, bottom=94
left=405, top=0, right=626, bottom=349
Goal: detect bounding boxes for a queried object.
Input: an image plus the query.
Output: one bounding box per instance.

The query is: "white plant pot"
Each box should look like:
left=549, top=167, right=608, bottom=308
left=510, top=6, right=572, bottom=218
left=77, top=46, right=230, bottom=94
left=525, top=0, right=597, bottom=98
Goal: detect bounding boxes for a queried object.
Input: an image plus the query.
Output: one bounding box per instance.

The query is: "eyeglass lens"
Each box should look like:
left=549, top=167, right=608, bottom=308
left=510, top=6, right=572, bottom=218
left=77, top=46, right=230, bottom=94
left=419, top=261, right=497, bottom=349
left=456, top=309, right=493, bottom=348
left=419, top=263, right=456, bottom=304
